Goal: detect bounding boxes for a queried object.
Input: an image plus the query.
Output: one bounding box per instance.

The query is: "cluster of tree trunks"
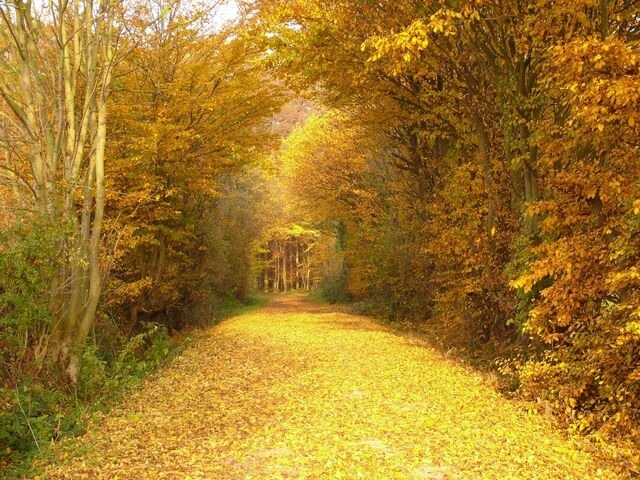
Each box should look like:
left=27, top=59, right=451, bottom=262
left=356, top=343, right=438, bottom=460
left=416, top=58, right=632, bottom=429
left=256, top=229, right=317, bottom=293
left=0, top=0, right=116, bottom=382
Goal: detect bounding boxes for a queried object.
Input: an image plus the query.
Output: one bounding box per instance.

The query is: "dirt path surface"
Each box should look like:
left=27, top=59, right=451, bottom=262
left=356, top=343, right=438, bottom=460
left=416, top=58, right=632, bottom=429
left=44, top=295, right=621, bottom=479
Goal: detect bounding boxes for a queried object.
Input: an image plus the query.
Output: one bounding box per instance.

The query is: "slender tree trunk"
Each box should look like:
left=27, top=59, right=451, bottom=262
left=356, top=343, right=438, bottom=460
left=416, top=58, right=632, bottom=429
left=473, top=114, right=496, bottom=251
left=282, top=247, right=288, bottom=293
left=274, top=252, right=280, bottom=293
left=306, top=252, right=311, bottom=291
left=296, top=243, right=300, bottom=290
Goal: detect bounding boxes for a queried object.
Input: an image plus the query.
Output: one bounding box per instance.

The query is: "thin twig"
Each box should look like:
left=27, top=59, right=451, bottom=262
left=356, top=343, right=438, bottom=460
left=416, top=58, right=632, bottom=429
left=15, top=386, right=42, bottom=453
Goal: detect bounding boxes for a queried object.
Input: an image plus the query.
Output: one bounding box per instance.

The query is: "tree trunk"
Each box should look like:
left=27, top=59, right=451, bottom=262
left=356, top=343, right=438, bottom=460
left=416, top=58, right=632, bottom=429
left=296, top=243, right=300, bottom=290
left=282, top=247, right=288, bottom=293
left=473, top=114, right=496, bottom=251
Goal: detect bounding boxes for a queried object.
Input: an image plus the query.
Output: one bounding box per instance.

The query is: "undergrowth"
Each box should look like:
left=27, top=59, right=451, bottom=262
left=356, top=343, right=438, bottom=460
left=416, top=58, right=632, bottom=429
left=0, top=294, right=265, bottom=479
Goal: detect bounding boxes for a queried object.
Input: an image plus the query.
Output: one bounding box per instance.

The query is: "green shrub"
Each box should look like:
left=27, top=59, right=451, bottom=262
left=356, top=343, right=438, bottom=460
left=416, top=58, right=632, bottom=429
left=316, top=275, right=350, bottom=304
left=78, top=345, right=108, bottom=401
left=0, top=321, right=178, bottom=474
left=0, top=217, right=67, bottom=380
left=114, top=323, right=171, bottom=375
left=0, top=382, right=83, bottom=455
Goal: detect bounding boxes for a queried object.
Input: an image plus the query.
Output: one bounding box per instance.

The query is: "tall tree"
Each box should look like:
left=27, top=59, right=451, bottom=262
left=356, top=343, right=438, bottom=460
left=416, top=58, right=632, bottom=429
left=0, top=0, right=120, bottom=380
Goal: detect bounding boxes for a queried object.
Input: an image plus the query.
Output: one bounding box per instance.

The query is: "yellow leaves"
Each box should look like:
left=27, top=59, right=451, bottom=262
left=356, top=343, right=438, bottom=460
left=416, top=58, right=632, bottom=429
left=622, top=321, right=640, bottom=336
left=428, top=9, right=461, bottom=37
left=42, top=297, right=626, bottom=479
left=510, top=275, right=533, bottom=293
left=362, top=10, right=465, bottom=73
left=431, top=19, right=445, bottom=34
left=633, top=199, right=640, bottom=215
left=363, top=25, right=428, bottom=72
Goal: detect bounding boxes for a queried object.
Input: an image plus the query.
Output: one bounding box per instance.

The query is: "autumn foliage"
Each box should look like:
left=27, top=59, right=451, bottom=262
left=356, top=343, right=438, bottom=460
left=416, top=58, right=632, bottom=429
left=1, top=0, right=639, bottom=472
left=249, top=0, right=640, bottom=454
left=103, top=10, right=281, bottom=332
left=43, top=296, right=626, bottom=480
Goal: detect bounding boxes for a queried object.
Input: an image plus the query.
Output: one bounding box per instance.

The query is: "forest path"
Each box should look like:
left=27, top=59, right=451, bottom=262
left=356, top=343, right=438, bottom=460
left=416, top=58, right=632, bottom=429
left=45, top=295, right=620, bottom=480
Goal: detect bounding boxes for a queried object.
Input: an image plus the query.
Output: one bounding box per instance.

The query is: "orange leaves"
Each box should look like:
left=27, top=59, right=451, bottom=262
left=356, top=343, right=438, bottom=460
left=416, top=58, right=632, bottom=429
left=101, top=2, right=285, bottom=327
left=522, top=9, right=640, bottom=439
left=546, top=37, right=640, bottom=152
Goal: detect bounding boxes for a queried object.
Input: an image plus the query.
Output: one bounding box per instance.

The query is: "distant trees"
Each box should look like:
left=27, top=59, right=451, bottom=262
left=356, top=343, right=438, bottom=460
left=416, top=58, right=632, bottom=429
left=256, top=225, right=318, bottom=293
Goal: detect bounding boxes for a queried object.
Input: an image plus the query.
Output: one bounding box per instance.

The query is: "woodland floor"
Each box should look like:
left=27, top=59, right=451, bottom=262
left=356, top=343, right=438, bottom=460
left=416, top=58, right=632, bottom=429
left=43, top=295, right=624, bottom=480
